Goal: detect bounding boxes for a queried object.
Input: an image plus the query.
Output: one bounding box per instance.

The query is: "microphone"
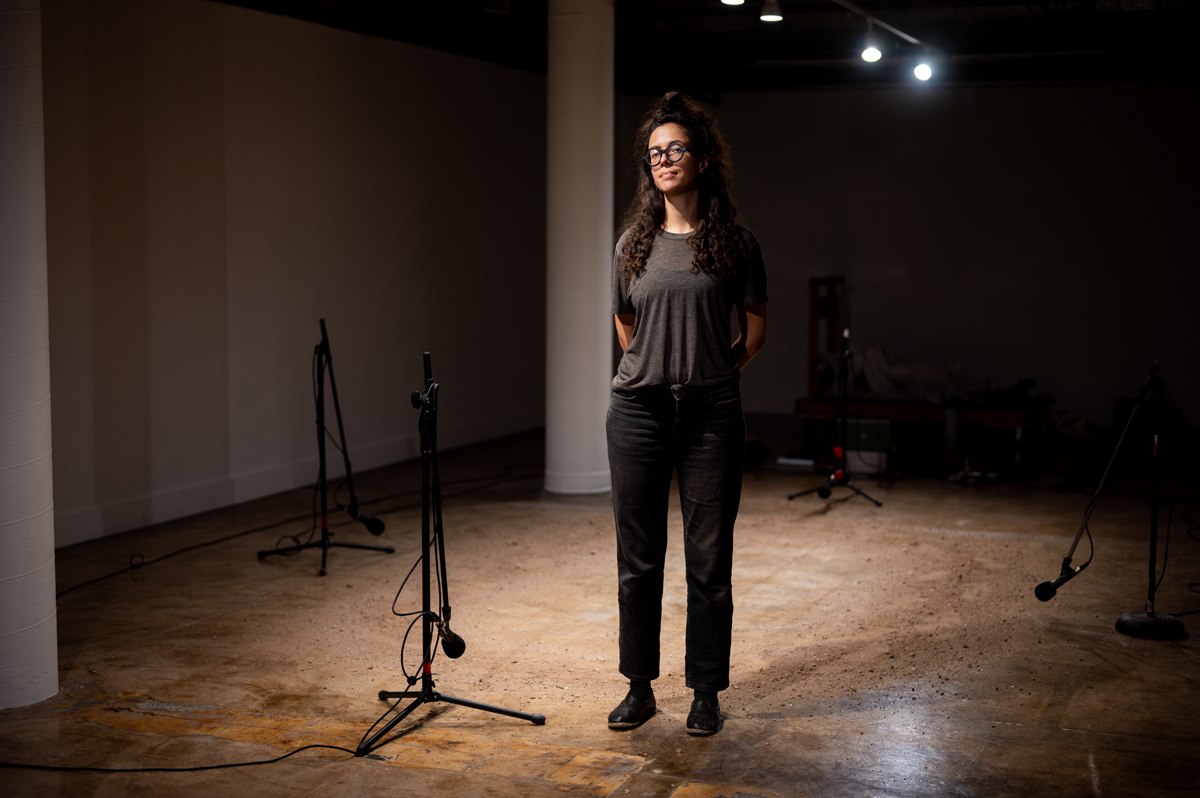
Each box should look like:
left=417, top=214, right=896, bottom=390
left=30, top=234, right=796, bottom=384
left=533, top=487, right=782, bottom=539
left=438, top=623, right=466, bottom=659
left=1035, top=560, right=1089, bottom=602
left=348, top=508, right=385, bottom=536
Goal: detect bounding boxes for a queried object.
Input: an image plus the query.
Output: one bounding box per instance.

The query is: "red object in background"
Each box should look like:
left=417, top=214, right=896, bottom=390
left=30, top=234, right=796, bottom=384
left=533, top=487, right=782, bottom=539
left=833, top=446, right=844, bottom=459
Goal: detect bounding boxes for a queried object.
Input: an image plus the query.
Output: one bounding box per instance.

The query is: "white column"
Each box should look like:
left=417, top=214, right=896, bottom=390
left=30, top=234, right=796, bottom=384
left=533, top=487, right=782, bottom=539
left=0, top=0, right=59, bottom=709
left=544, top=0, right=614, bottom=494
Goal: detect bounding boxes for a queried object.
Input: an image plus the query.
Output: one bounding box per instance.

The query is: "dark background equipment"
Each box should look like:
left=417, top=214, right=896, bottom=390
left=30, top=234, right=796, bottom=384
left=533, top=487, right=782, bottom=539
left=789, top=329, right=883, bottom=508
left=1035, top=360, right=1185, bottom=640
left=357, top=353, right=543, bottom=757
left=258, top=319, right=393, bottom=575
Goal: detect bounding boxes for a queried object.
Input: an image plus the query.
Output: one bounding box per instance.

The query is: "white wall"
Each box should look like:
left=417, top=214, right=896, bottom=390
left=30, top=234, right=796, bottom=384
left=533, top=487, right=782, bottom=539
left=43, top=0, right=547, bottom=546
left=617, top=85, right=1200, bottom=427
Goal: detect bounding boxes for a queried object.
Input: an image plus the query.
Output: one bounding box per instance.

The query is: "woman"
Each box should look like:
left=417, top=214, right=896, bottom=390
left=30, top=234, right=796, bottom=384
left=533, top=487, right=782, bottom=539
left=606, top=92, right=767, bottom=736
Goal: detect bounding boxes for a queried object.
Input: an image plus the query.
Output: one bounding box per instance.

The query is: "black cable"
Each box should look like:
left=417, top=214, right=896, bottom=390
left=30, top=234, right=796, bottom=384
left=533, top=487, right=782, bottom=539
left=324, top=425, right=346, bottom=456
left=1149, top=382, right=1178, bottom=596
left=1081, top=521, right=1095, bottom=571
left=390, top=549, right=443, bottom=642
left=23, top=532, right=457, bottom=773
left=389, top=539, right=434, bottom=620
left=400, top=612, right=439, bottom=687
left=0, top=743, right=357, bottom=773
left=356, top=469, right=464, bottom=756
left=273, top=480, right=321, bottom=555
left=272, top=346, right=324, bottom=556
left=58, top=333, right=539, bottom=595
left=23, top=482, right=459, bottom=771
left=432, top=474, right=446, bottom=617
left=1154, top=471, right=1174, bottom=594
left=384, top=469, right=456, bottom=691
left=356, top=695, right=407, bottom=753
left=56, top=511, right=315, bottom=599
left=56, top=465, right=541, bottom=598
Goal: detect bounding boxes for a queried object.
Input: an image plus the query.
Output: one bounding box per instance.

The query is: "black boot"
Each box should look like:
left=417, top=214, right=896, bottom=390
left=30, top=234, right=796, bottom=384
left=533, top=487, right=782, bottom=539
left=685, top=690, right=720, bottom=736
left=607, top=680, right=656, bottom=729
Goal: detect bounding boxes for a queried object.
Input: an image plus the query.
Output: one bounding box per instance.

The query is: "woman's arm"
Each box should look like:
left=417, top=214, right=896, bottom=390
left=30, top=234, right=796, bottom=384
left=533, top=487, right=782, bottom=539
left=733, top=303, right=767, bottom=370
left=615, top=314, right=635, bottom=352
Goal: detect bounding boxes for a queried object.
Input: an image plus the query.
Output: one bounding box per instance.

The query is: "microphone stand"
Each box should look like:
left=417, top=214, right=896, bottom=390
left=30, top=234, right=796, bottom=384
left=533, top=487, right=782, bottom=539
left=1035, top=361, right=1184, bottom=639
left=789, top=329, right=882, bottom=507
left=1114, top=363, right=1185, bottom=639
left=258, top=319, right=394, bottom=575
left=356, top=353, right=544, bottom=757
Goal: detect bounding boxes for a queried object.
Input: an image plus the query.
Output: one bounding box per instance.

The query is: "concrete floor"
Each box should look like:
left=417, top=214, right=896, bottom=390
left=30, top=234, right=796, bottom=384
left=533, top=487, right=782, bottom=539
left=4, top=429, right=1199, bottom=797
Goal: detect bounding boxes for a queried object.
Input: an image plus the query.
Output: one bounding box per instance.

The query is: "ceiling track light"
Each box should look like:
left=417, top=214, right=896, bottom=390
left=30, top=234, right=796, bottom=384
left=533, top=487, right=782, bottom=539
left=914, top=45, right=934, bottom=80
left=721, top=0, right=746, bottom=5
left=861, top=19, right=881, bottom=62
left=760, top=0, right=782, bottom=22
left=832, top=0, right=921, bottom=45
left=832, top=0, right=940, bottom=80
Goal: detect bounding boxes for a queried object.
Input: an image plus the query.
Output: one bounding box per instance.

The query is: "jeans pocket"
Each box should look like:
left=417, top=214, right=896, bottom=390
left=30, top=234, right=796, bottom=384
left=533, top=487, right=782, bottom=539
left=613, top=390, right=639, bottom=401
left=711, top=384, right=740, bottom=407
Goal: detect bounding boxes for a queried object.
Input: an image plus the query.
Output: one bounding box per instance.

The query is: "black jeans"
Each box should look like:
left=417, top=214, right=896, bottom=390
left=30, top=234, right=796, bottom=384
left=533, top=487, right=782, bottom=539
left=605, top=381, right=745, bottom=693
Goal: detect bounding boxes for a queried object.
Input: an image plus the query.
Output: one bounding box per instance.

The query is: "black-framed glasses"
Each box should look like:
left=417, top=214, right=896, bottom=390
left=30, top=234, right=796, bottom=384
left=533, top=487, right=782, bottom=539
left=643, top=144, right=691, bottom=167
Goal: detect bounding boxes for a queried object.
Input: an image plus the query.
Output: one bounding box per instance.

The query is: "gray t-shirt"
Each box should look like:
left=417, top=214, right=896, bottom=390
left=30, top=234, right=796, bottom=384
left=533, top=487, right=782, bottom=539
left=611, top=227, right=768, bottom=391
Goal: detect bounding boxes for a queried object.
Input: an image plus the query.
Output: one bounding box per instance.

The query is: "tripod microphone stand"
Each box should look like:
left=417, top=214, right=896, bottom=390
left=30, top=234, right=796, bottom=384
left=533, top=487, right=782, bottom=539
left=356, top=353, right=544, bottom=757
left=258, top=319, right=393, bottom=575
left=789, top=329, right=883, bottom=507
left=1035, top=360, right=1185, bottom=640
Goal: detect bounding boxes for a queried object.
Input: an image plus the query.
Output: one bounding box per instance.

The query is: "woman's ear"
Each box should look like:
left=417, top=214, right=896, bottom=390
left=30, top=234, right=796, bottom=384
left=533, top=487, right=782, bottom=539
left=700, top=155, right=709, bottom=173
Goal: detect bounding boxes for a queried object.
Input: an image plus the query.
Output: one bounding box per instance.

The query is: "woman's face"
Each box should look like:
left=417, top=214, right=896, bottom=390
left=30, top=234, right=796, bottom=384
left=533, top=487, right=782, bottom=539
left=647, top=123, right=706, bottom=197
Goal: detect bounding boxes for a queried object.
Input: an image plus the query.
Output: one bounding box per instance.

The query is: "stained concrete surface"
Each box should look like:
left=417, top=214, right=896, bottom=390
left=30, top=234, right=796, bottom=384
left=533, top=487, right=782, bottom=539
left=3, top=430, right=1199, bottom=797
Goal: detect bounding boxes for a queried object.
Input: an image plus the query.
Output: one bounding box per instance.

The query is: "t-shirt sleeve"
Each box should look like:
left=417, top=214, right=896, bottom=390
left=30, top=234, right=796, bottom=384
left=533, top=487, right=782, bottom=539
left=741, top=229, right=768, bottom=307
left=611, top=234, right=635, bottom=315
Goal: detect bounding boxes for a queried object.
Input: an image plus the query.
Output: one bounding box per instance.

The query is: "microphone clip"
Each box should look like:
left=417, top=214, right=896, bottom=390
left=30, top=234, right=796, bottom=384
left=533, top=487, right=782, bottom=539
left=1035, top=556, right=1089, bottom=602
left=436, top=619, right=466, bottom=659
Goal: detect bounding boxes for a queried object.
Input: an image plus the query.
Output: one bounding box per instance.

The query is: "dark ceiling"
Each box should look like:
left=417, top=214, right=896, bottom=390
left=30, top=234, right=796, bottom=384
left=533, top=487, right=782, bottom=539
left=217, top=0, right=1199, bottom=90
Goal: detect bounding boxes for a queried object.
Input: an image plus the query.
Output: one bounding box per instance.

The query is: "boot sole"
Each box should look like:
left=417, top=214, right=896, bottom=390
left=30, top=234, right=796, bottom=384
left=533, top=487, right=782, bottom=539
left=607, top=709, right=656, bottom=729
left=685, top=724, right=719, bottom=736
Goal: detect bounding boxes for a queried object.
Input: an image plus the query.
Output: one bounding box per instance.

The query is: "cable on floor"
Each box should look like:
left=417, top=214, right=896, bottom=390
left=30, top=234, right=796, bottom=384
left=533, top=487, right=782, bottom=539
left=56, top=464, right=542, bottom=598
left=0, top=743, right=358, bottom=773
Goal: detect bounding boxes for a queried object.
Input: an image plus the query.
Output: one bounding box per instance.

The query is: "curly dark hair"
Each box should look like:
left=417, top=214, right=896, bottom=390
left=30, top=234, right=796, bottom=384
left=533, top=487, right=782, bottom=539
left=616, top=91, right=747, bottom=282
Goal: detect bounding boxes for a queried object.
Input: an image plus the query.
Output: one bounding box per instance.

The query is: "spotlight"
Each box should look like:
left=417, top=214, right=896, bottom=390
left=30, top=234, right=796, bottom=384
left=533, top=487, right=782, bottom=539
left=914, top=62, right=932, bottom=81
left=861, top=20, right=881, bottom=62
left=760, top=0, right=782, bottom=22
left=722, top=0, right=745, bottom=4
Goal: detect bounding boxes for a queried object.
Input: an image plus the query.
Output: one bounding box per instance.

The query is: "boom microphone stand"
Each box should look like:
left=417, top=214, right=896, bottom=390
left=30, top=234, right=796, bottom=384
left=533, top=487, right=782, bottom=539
left=789, top=329, right=883, bottom=507
left=1034, top=360, right=1185, bottom=640
left=356, top=353, right=544, bottom=757
left=258, top=319, right=393, bottom=575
